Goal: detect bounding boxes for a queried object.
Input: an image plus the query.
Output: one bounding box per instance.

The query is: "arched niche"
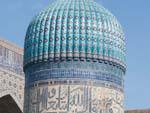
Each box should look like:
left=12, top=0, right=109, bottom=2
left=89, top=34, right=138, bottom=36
left=0, top=95, right=22, bottom=113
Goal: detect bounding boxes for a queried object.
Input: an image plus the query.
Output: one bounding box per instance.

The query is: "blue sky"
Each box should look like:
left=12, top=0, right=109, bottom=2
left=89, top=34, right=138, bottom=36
left=0, top=0, right=150, bottom=110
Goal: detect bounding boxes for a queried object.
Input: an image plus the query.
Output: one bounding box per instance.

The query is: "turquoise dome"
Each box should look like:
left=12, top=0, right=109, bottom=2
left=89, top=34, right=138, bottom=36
left=24, top=0, right=126, bottom=69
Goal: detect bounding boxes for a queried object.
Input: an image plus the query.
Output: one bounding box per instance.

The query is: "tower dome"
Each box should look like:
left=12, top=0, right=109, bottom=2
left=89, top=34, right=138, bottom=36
left=24, top=0, right=126, bottom=113
left=24, top=0, right=125, bottom=68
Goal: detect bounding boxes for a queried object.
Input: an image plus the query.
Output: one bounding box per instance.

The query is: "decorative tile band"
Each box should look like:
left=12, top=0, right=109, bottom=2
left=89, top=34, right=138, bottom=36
left=26, top=79, right=124, bottom=93
left=26, top=68, right=124, bottom=87
left=25, top=61, right=124, bottom=87
left=25, top=60, right=125, bottom=74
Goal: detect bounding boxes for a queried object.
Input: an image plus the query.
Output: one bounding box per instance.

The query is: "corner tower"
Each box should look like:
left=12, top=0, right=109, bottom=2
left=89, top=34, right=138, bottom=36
left=23, top=0, right=126, bottom=113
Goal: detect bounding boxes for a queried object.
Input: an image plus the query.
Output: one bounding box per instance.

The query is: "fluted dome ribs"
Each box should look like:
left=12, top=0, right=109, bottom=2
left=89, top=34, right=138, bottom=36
left=24, top=0, right=126, bottom=70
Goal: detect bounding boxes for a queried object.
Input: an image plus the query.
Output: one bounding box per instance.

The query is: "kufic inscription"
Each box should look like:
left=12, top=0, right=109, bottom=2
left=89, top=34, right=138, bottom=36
left=25, top=84, right=124, bottom=113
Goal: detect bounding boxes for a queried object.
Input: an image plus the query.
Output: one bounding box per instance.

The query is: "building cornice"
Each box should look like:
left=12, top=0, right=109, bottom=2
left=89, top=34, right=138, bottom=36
left=0, top=38, right=23, bottom=55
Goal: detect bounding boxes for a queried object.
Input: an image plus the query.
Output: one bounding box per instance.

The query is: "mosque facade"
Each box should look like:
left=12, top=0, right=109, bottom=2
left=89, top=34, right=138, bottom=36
left=23, top=0, right=126, bottom=113
left=0, top=39, right=24, bottom=113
